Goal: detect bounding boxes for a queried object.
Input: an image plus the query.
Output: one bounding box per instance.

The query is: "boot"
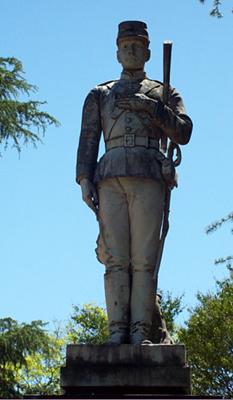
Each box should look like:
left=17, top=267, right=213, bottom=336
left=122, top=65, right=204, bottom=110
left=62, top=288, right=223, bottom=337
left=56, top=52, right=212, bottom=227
left=104, top=266, right=130, bottom=344
left=130, top=267, right=155, bottom=345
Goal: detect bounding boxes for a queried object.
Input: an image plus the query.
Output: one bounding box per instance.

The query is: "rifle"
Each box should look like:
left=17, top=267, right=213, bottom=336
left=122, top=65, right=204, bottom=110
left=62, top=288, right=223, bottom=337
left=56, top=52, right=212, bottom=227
left=153, top=41, right=181, bottom=282
left=160, top=41, right=172, bottom=154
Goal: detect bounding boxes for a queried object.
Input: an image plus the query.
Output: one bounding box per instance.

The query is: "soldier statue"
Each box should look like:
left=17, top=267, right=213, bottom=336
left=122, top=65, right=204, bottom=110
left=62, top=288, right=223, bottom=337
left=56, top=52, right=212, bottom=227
left=76, top=21, right=192, bottom=345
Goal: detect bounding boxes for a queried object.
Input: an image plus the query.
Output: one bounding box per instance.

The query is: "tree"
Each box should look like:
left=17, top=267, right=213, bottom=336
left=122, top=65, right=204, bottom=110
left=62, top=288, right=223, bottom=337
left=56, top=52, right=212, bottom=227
left=159, top=290, right=183, bottom=338
left=17, top=331, right=65, bottom=396
left=0, top=318, right=51, bottom=398
left=0, top=57, right=59, bottom=153
left=67, top=304, right=109, bottom=344
left=0, top=318, right=66, bottom=398
left=199, top=0, right=233, bottom=17
left=178, top=269, right=233, bottom=398
left=206, top=211, right=233, bottom=268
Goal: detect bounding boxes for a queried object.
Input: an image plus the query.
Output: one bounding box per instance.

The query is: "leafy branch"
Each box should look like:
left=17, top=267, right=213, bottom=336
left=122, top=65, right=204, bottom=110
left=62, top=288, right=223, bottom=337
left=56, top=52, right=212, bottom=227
left=206, top=212, right=233, bottom=234
left=206, top=212, right=233, bottom=268
left=0, top=57, right=59, bottom=153
left=199, top=0, right=233, bottom=17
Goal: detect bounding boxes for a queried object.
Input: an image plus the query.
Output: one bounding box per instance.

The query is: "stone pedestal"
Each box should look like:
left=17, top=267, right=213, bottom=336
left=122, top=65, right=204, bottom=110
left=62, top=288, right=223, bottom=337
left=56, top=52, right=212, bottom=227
left=60, top=344, right=191, bottom=396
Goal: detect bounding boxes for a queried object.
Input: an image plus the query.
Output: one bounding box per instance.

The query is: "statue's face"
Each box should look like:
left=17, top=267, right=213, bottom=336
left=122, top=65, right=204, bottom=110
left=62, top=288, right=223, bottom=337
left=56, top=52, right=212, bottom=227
left=117, top=37, right=150, bottom=70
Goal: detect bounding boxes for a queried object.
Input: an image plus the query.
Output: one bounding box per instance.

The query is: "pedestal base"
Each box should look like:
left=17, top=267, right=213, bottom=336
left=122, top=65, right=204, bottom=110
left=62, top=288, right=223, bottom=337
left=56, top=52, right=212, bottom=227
left=60, top=344, right=191, bottom=396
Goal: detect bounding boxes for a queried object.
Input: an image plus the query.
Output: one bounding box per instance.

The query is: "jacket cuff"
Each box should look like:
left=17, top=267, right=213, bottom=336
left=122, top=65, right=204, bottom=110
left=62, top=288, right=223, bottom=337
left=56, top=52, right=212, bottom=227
left=76, top=163, right=95, bottom=184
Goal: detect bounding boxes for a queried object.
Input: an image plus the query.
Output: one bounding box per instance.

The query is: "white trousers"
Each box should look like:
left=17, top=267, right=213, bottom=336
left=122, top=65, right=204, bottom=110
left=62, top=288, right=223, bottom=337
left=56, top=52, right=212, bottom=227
left=96, top=177, right=165, bottom=273
left=96, top=177, right=165, bottom=341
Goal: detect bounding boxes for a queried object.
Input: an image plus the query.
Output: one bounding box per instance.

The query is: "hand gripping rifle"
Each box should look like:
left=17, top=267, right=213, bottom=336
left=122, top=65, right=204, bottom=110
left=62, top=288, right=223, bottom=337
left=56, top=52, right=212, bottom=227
left=153, top=41, right=182, bottom=282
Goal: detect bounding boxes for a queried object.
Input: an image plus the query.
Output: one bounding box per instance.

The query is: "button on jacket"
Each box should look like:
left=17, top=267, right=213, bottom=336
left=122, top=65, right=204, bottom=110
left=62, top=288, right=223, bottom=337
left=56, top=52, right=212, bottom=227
left=76, top=70, right=192, bottom=184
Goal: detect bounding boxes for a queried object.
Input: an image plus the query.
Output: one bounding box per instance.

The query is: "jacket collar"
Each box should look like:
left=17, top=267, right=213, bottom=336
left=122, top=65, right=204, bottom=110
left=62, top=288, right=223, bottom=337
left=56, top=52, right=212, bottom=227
left=120, top=69, right=146, bottom=81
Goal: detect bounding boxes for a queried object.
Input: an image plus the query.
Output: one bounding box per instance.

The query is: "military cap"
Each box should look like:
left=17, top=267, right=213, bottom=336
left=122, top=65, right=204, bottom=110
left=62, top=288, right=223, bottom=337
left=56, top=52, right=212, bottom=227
left=117, top=20, right=150, bottom=45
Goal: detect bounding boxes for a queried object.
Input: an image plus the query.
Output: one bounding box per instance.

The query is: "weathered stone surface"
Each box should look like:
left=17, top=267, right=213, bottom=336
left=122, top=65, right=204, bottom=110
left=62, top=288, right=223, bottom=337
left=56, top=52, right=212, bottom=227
left=60, top=344, right=191, bottom=395
left=77, top=21, right=193, bottom=347
left=66, top=344, right=186, bottom=366
left=61, top=365, right=190, bottom=389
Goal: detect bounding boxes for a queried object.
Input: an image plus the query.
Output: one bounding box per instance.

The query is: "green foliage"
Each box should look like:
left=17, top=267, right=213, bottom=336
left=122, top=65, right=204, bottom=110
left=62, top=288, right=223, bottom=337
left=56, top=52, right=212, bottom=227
left=199, top=0, right=223, bottom=17
left=159, top=290, right=184, bottom=337
left=178, top=270, right=233, bottom=398
left=0, top=57, right=59, bottom=153
left=0, top=318, right=50, bottom=398
left=67, top=304, right=109, bottom=344
left=206, top=212, right=233, bottom=234
left=199, top=0, right=233, bottom=17
left=18, top=333, right=65, bottom=396
left=206, top=212, right=233, bottom=268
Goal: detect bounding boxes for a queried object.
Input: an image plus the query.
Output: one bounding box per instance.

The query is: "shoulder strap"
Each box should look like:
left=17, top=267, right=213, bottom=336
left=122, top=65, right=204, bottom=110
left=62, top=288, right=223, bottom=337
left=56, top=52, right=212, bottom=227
left=97, top=80, right=118, bottom=90
left=140, top=79, right=163, bottom=95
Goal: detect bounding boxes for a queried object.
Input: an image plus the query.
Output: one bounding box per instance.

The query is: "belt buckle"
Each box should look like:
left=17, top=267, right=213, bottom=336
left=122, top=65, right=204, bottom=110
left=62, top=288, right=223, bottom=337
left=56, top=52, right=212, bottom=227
left=124, top=134, right=135, bottom=147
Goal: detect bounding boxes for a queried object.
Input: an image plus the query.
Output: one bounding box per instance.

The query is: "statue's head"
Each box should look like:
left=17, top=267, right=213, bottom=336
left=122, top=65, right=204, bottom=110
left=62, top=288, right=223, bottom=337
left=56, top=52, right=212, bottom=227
left=116, top=21, right=151, bottom=71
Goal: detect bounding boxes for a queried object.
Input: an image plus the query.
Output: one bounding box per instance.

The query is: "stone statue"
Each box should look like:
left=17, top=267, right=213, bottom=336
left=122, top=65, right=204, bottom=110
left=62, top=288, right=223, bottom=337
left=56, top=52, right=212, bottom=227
left=76, top=21, right=192, bottom=345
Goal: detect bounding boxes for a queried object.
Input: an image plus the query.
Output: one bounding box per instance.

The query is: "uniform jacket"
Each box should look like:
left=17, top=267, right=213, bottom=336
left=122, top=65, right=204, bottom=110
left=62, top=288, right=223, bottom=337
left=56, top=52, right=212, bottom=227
left=76, top=70, right=192, bottom=184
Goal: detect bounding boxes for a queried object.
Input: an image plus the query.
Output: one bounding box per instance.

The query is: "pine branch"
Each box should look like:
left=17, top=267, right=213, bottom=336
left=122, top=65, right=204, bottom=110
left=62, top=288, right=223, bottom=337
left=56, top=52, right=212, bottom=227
left=206, top=213, right=233, bottom=269
left=206, top=212, right=233, bottom=234
left=210, top=0, right=223, bottom=17
left=0, top=57, right=59, bottom=153
left=215, top=256, right=233, bottom=268
left=0, top=58, right=36, bottom=99
left=199, top=0, right=225, bottom=17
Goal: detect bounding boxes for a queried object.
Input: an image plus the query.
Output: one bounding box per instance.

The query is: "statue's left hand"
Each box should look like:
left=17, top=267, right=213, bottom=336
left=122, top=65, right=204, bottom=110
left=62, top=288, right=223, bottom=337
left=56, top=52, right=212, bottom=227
left=80, top=178, right=99, bottom=218
left=116, top=94, right=157, bottom=116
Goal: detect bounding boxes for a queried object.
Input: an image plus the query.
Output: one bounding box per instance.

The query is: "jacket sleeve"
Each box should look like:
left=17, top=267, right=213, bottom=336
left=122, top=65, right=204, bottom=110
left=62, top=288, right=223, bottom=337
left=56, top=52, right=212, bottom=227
left=155, top=87, right=193, bottom=145
left=76, top=88, right=102, bottom=183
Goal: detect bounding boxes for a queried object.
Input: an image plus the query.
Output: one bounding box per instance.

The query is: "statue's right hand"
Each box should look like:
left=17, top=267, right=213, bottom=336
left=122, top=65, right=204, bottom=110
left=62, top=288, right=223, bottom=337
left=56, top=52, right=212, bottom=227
left=115, top=94, right=157, bottom=116
left=80, top=178, right=99, bottom=217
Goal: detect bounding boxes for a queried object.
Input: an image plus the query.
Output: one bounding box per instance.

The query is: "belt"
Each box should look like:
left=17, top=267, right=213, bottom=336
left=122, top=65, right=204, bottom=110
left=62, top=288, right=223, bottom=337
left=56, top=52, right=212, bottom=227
left=105, top=134, right=159, bottom=151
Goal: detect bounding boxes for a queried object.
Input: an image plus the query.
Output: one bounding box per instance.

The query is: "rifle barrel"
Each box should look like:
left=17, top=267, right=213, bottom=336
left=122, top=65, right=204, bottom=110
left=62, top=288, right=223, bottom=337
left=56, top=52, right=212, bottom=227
left=163, top=41, right=172, bottom=105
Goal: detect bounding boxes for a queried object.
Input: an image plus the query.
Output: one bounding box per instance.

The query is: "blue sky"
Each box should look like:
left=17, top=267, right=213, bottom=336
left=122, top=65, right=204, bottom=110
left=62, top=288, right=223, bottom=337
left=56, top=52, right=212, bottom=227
left=0, top=0, right=232, bottom=328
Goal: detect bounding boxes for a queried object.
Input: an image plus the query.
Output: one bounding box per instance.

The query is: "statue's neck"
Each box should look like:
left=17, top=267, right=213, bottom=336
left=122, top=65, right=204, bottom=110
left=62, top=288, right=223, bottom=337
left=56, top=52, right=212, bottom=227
left=120, top=69, right=146, bottom=80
